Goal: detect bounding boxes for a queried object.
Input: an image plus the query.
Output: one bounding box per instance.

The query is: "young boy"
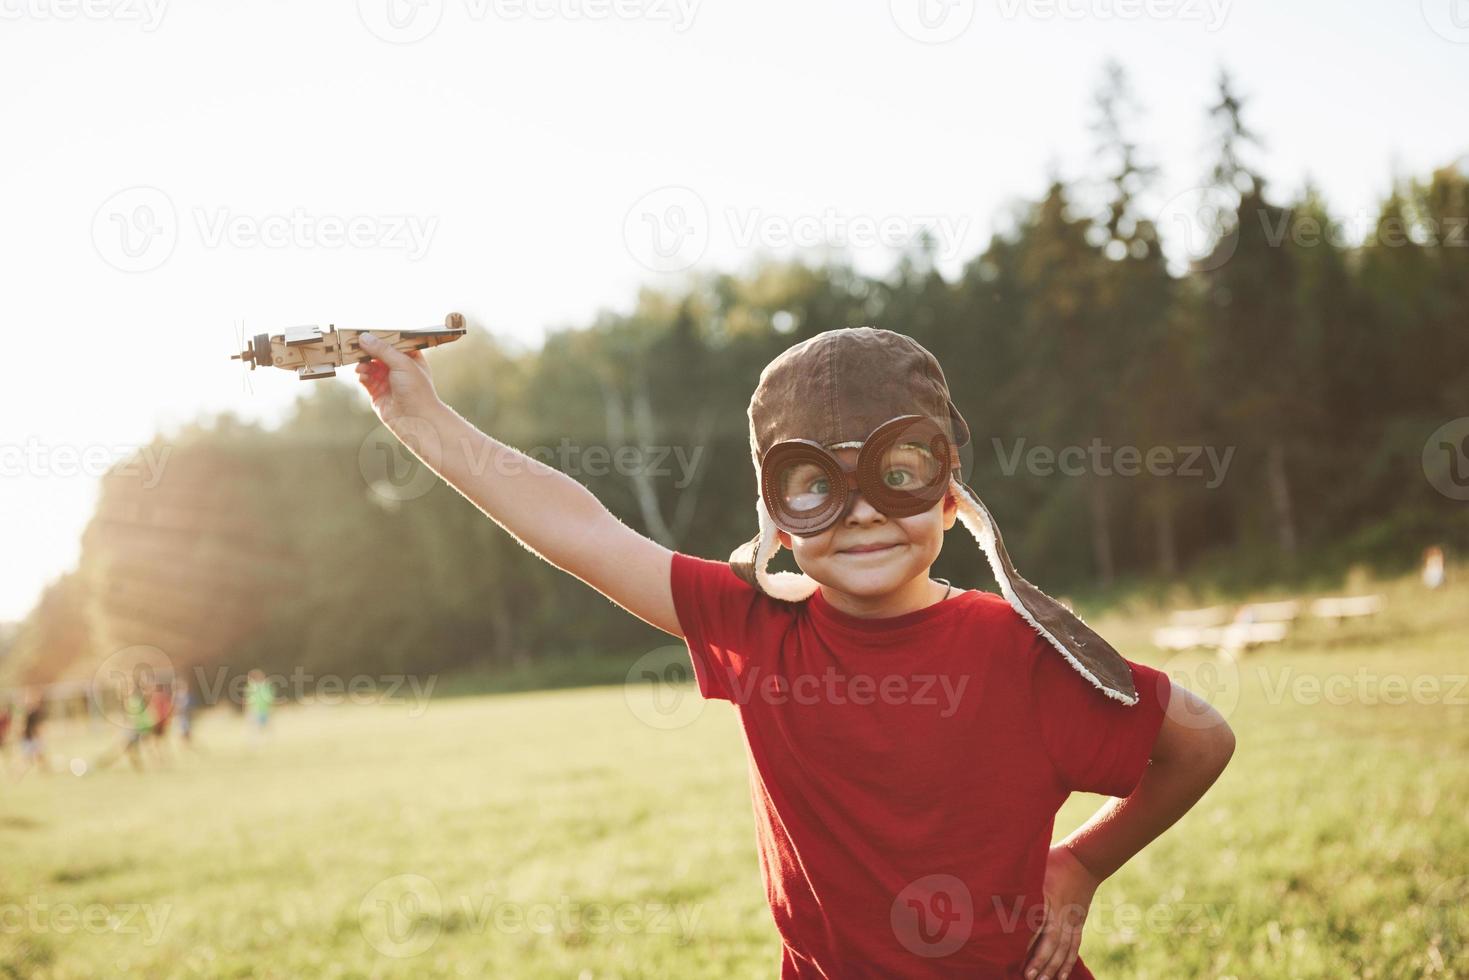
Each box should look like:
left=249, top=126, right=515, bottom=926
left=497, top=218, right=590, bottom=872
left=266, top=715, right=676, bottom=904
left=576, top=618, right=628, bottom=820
left=356, top=326, right=1235, bottom=979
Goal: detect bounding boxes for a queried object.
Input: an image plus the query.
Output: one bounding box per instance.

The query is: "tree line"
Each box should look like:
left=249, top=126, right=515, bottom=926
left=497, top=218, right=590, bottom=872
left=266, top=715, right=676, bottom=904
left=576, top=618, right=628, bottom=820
left=4, top=66, right=1465, bottom=686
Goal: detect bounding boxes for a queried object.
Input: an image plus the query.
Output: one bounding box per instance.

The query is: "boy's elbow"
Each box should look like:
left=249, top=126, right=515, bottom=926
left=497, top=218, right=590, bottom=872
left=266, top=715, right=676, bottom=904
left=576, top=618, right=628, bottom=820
left=1208, top=719, right=1236, bottom=775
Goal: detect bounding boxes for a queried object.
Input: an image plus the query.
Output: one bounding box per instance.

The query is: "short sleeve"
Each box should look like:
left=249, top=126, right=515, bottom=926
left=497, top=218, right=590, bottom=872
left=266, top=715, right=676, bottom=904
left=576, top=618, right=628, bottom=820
left=1028, top=634, right=1173, bottom=798
left=669, top=551, right=768, bottom=702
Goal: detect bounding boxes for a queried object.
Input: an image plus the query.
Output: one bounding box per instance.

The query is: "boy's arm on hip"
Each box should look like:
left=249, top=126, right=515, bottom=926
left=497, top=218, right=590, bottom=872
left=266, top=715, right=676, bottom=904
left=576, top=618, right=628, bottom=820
left=1061, top=681, right=1235, bottom=882
left=411, top=402, right=683, bottom=638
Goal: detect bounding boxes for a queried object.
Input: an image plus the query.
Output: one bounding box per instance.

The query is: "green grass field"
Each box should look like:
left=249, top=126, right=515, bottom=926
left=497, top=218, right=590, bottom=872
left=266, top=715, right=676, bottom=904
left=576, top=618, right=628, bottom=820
left=2, top=570, right=1467, bottom=979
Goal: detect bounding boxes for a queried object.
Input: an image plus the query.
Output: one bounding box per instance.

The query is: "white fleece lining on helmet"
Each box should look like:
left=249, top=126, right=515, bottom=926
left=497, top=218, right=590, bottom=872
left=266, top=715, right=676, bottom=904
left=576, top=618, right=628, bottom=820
left=746, top=476, right=1138, bottom=705
left=751, top=495, right=822, bottom=603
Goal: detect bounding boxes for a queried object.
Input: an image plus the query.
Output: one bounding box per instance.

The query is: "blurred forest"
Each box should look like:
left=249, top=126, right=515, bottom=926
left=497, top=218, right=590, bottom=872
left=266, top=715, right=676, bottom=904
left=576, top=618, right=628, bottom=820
left=4, top=68, right=1466, bottom=688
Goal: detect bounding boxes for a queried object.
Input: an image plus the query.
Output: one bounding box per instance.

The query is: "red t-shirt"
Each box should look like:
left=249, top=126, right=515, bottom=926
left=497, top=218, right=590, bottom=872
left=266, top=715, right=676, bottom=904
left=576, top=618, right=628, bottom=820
left=669, top=551, right=1172, bottom=979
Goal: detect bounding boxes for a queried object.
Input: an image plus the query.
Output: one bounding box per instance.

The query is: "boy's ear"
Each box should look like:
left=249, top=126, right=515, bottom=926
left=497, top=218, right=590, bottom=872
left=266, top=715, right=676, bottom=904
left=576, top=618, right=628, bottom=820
left=941, top=488, right=959, bottom=531
left=776, top=529, right=791, bottom=550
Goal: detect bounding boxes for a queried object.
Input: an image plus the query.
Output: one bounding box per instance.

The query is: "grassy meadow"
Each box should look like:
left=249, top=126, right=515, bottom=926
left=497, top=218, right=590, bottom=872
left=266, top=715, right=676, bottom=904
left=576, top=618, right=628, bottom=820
left=1, top=569, right=1466, bottom=979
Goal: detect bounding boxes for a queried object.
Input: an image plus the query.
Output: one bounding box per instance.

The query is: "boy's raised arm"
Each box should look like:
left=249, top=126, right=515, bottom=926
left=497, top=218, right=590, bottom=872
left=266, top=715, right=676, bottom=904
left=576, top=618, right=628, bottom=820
left=356, top=333, right=683, bottom=639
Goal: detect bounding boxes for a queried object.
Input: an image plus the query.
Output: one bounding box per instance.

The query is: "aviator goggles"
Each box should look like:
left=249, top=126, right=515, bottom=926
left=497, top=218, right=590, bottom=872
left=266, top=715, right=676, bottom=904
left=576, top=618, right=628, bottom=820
left=759, top=414, right=960, bottom=537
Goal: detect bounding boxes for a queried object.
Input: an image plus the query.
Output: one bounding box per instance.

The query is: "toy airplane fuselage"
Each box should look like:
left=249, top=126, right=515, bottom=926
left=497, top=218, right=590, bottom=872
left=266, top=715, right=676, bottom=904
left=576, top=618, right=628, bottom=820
left=232, top=312, right=466, bottom=380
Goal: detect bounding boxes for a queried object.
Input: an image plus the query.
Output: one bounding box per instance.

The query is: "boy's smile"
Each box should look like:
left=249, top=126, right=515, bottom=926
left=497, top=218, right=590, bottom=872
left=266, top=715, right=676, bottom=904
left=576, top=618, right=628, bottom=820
left=776, top=448, right=959, bottom=619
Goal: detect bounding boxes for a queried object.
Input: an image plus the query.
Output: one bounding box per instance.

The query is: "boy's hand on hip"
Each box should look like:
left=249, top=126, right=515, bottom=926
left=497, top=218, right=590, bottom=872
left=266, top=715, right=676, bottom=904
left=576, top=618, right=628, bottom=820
left=355, top=332, right=444, bottom=432
left=1023, top=844, right=1100, bottom=980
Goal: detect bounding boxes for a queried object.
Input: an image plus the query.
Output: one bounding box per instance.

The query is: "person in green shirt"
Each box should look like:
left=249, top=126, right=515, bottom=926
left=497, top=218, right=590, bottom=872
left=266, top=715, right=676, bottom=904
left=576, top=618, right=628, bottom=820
left=245, top=669, right=274, bottom=744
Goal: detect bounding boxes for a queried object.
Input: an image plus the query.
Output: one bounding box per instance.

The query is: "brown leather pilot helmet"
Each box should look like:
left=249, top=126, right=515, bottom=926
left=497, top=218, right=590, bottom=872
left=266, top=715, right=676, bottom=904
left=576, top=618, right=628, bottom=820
left=728, top=326, right=1139, bottom=705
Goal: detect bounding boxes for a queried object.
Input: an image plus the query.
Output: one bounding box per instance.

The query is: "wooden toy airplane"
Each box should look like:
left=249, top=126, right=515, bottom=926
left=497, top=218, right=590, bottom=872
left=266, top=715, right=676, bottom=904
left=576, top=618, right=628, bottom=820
left=232, top=312, right=467, bottom=380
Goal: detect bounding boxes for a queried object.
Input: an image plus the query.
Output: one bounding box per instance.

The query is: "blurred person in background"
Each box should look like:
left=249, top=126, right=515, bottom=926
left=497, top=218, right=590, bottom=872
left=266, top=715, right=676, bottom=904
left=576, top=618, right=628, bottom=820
left=17, top=687, right=51, bottom=777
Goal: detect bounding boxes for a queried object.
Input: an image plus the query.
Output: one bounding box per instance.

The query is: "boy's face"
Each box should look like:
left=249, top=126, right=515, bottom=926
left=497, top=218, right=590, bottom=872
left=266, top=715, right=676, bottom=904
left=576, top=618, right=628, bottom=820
left=774, top=447, right=959, bottom=599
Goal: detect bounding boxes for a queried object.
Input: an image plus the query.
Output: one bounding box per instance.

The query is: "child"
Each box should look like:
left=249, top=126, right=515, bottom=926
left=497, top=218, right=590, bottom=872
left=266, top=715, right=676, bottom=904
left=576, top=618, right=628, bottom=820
left=17, top=687, right=51, bottom=777
left=245, top=669, right=274, bottom=743
left=93, top=673, right=154, bottom=772
left=357, top=327, right=1235, bottom=979
left=172, top=676, right=197, bottom=746
left=0, top=699, right=11, bottom=770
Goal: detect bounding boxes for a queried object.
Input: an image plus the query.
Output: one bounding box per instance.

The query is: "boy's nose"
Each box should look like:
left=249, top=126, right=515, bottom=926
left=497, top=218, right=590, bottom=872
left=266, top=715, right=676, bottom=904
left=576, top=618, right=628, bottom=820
left=842, top=490, right=884, bottom=524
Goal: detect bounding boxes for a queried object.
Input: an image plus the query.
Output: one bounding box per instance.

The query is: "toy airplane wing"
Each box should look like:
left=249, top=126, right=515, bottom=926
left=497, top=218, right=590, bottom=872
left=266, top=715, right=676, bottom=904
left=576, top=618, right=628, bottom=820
left=232, top=312, right=467, bottom=380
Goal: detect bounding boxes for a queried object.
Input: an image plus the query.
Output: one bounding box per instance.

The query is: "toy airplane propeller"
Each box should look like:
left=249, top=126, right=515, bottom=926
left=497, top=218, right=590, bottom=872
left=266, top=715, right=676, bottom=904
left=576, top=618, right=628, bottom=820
left=231, top=312, right=467, bottom=380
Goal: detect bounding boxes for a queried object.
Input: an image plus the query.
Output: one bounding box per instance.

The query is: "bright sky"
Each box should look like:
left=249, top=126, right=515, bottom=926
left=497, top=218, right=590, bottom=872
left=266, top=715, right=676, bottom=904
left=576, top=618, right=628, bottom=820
left=1, top=0, right=1465, bottom=622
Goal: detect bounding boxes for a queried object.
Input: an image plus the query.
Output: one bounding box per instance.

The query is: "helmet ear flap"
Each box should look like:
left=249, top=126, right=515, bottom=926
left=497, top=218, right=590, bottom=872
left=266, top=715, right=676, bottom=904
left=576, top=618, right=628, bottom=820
left=949, top=476, right=1139, bottom=705
left=727, top=496, right=820, bottom=602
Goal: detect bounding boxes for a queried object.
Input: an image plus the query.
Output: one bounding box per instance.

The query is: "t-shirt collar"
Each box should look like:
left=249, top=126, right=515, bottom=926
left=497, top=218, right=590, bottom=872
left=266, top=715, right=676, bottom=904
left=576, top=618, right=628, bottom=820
left=808, top=583, right=969, bottom=635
